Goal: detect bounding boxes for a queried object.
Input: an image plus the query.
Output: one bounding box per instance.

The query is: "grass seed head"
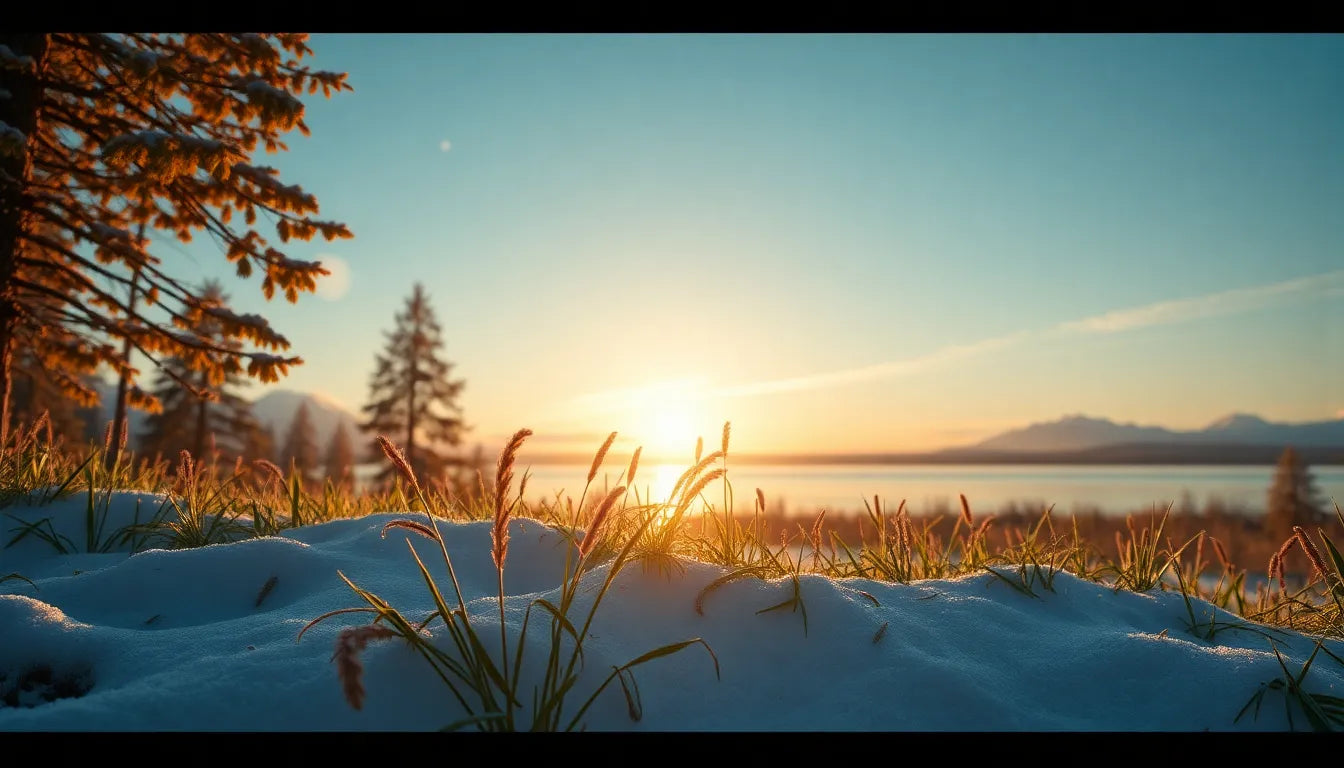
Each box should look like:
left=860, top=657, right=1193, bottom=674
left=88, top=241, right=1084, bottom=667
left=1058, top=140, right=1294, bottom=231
left=588, top=431, right=617, bottom=485
left=579, top=485, right=625, bottom=559
left=680, top=467, right=726, bottom=510
left=31, top=410, right=52, bottom=446
left=625, top=446, right=642, bottom=488
left=1293, top=526, right=1330, bottom=581
left=253, top=459, right=286, bottom=488
left=176, top=450, right=196, bottom=491
left=375, top=436, right=419, bottom=495
left=334, top=624, right=397, bottom=711
left=492, top=428, right=533, bottom=570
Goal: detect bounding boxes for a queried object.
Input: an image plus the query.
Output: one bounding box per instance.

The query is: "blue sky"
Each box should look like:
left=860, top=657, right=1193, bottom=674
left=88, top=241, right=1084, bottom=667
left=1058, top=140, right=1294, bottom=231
left=167, top=33, right=1344, bottom=457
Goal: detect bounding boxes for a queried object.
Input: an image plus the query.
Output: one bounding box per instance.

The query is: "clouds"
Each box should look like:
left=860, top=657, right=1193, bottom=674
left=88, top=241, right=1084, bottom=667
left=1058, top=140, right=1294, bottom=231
left=709, top=331, right=1035, bottom=400
left=573, top=269, right=1343, bottom=408
left=439, top=138, right=452, bottom=153
left=1057, top=270, right=1344, bottom=335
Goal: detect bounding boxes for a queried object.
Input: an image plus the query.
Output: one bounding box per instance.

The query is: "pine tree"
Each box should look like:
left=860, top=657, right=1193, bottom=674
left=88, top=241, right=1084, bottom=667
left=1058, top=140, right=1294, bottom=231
left=361, top=283, right=467, bottom=488
left=9, top=347, right=92, bottom=446
left=243, top=418, right=275, bottom=468
left=324, top=420, right=355, bottom=488
left=4, top=294, right=101, bottom=446
left=0, top=34, right=353, bottom=447
left=1265, top=446, right=1325, bottom=543
left=138, top=280, right=267, bottom=466
left=280, top=399, right=318, bottom=479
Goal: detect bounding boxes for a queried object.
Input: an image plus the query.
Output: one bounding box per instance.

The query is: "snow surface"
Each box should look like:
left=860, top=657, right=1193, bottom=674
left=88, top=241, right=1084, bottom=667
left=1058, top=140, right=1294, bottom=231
left=1, top=489, right=1341, bottom=732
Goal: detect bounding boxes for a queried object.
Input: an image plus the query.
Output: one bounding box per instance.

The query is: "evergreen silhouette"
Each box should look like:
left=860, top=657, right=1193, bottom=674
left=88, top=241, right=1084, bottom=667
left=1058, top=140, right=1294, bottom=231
left=361, top=283, right=467, bottom=488
left=138, top=280, right=268, bottom=466
left=0, top=34, right=353, bottom=447
left=324, top=420, right=355, bottom=488
left=1265, top=445, right=1325, bottom=543
left=280, top=399, right=319, bottom=479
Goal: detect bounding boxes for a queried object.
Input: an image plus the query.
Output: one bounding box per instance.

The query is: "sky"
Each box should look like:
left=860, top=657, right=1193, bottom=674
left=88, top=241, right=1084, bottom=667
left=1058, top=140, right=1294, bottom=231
left=161, top=34, right=1344, bottom=458
left=3, top=489, right=1343, bottom=731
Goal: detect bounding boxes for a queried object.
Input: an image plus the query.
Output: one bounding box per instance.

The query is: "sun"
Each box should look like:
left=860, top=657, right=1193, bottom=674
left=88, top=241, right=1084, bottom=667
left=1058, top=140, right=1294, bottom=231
left=623, top=380, right=709, bottom=463
left=648, top=400, right=702, bottom=459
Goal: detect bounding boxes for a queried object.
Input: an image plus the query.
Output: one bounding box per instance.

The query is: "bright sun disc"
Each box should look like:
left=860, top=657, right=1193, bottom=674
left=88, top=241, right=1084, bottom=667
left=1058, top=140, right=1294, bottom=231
left=626, top=380, right=709, bottom=462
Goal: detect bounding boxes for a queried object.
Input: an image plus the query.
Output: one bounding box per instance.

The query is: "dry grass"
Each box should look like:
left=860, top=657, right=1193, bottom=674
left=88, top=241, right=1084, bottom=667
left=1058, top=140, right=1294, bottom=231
left=333, top=624, right=397, bottom=710
left=6, top=415, right=1343, bottom=661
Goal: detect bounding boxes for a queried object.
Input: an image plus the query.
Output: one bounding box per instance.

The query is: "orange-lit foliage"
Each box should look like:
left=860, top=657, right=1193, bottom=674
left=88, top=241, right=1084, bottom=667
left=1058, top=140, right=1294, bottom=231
left=0, top=33, right=352, bottom=443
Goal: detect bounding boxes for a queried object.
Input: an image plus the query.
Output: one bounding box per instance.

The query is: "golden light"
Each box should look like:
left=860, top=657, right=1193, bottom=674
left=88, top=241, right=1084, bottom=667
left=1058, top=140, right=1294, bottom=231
left=648, top=400, right=701, bottom=459
left=624, top=379, right=710, bottom=463
left=569, top=377, right=724, bottom=515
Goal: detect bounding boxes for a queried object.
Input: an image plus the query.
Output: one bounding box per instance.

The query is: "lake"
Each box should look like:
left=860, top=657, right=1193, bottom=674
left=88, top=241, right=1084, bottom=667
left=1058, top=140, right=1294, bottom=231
left=515, top=463, right=1344, bottom=518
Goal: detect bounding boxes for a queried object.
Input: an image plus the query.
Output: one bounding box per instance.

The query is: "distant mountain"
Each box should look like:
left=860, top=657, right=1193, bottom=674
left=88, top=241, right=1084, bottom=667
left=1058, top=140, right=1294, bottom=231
left=249, top=389, right=363, bottom=454
left=725, top=442, right=1344, bottom=466
left=968, top=413, right=1344, bottom=453
left=87, top=381, right=363, bottom=457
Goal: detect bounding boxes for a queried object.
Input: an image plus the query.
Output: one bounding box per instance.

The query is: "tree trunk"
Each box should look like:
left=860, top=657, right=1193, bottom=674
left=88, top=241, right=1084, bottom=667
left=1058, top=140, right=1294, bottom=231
left=0, top=34, right=49, bottom=447
left=105, top=204, right=148, bottom=470
left=406, top=355, right=417, bottom=484
left=193, top=370, right=208, bottom=462
left=104, top=262, right=141, bottom=470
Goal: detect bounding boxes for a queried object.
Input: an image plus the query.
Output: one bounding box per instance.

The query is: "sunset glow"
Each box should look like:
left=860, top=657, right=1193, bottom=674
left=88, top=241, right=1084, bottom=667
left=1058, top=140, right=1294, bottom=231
left=53, top=33, right=1344, bottom=457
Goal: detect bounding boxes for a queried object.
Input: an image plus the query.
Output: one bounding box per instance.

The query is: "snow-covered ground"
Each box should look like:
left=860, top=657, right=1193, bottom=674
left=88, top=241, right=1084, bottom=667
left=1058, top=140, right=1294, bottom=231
left=2, top=490, right=1341, bottom=731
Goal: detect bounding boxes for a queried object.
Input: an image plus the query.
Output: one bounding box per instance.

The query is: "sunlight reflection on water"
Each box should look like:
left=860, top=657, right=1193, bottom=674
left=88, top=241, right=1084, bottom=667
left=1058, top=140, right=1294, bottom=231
left=516, top=463, right=1344, bottom=518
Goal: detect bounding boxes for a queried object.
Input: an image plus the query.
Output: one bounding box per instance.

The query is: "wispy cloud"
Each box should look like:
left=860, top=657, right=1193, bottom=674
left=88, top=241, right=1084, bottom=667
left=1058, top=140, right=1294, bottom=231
left=569, top=270, right=1343, bottom=407
left=439, top=138, right=452, bottom=153
left=1057, top=269, right=1344, bottom=335
left=709, top=331, right=1034, bottom=399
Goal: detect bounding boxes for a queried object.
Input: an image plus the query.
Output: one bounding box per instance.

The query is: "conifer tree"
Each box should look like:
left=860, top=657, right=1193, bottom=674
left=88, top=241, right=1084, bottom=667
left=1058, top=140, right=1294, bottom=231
left=0, top=33, right=353, bottom=446
left=324, top=420, right=355, bottom=487
left=138, top=280, right=267, bottom=465
left=10, top=347, right=91, bottom=445
left=361, top=283, right=467, bottom=488
left=1265, top=445, right=1325, bottom=543
left=280, top=399, right=318, bottom=478
left=263, top=421, right=279, bottom=463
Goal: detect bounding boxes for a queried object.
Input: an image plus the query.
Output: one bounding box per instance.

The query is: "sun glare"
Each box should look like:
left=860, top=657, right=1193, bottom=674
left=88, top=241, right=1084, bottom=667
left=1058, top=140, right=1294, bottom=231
left=649, top=401, right=702, bottom=460
left=595, top=378, right=713, bottom=464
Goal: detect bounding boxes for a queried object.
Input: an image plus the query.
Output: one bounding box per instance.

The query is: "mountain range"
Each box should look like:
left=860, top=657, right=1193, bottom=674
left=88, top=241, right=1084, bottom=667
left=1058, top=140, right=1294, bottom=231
left=966, top=413, right=1344, bottom=453
left=90, top=382, right=363, bottom=453
left=85, top=382, right=1344, bottom=465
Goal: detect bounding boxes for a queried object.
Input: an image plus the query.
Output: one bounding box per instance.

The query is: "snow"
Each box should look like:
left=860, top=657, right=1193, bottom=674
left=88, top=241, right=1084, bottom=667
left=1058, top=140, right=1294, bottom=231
left=240, top=79, right=304, bottom=115
left=246, top=353, right=290, bottom=367
left=102, top=131, right=223, bottom=156
left=202, top=305, right=271, bottom=330
left=124, top=50, right=162, bottom=78
left=87, top=222, right=133, bottom=243
left=230, top=163, right=309, bottom=201
left=0, top=121, right=24, bottom=145
left=1, top=488, right=1342, bottom=731
left=0, top=45, right=35, bottom=69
